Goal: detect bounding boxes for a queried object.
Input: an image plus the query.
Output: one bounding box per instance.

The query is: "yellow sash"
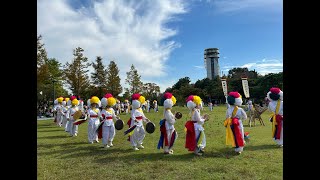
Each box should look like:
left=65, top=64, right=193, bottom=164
left=271, top=100, right=281, bottom=137
left=92, top=108, right=99, bottom=114
left=224, top=106, right=238, bottom=147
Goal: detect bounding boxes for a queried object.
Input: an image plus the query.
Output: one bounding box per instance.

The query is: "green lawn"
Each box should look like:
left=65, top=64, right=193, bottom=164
left=37, top=105, right=283, bottom=180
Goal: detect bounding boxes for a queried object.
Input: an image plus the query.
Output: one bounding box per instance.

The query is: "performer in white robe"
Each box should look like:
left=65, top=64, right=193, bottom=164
left=157, top=92, right=178, bottom=154
left=266, top=87, right=283, bottom=147
left=55, top=97, right=64, bottom=127
left=66, top=98, right=79, bottom=137
left=87, top=96, right=101, bottom=144
left=61, top=98, right=70, bottom=132
left=127, top=93, right=150, bottom=150
left=185, top=95, right=209, bottom=156
left=224, top=92, right=247, bottom=154
left=100, top=93, right=118, bottom=148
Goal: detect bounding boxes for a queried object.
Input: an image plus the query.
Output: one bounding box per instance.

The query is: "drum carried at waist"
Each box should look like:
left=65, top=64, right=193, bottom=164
left=175, top=112, right=182, bottom=119
left=146, top=121, right=156, bottom=134
left=115, top=119, right=124, bottom=130
left=73, top=110, right=87, bottom=125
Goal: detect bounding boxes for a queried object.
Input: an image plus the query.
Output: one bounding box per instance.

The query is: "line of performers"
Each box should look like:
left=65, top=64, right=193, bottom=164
left=52, top=87, right=283, bottom=156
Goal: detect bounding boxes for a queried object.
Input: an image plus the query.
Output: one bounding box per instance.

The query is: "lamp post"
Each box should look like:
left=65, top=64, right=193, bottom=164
left=52, top=79, right=57, bottom=105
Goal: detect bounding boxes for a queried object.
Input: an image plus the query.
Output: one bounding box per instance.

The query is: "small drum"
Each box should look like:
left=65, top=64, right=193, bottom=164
left=146, top=121, right=155, bottom=134
left=73, top=119, right=87, bottom=125
left=73, top=110, right=83, bottom=120
left=115, top=119, right=124, bottom=130
left=175, top=112, right=182, bottom=119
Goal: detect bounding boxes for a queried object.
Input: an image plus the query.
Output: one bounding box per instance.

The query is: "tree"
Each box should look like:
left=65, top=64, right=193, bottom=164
left=172, top=77, right=191, bottom=90
left=37, top=35, right=68, bottom=104
left=91, top=56, right=107, bottom=98
left=227, top=67, right=258, bottom=79
left=37, top=35, right=47, bottom=69
left=125, top=64, right=143, bottom=94
left=64, top=47, right=91, bottom=97
left=142, top=82, right=160, bottom=100
left=105, top=60, right=122, bottom=97
left=37, top=35, right=49, bottom=88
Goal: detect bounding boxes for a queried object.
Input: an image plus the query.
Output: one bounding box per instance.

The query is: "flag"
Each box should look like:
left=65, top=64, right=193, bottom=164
left=241, top=78, right=250, bottom=98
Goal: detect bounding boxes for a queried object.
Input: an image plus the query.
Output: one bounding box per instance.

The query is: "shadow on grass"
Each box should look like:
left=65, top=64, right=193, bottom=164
left=243, top=124, right=265, bottom=128
left=244, top=144, right=280, bottom=151
left=37, top=135, right=70, bottom=139
left=37, top=141, right=89, bottom=149
left=37, top=124, right=58, bottom=129
left=93, top=152, right=199, bottom=164
left=37, top=129, right=64, bottom=132
left=203, top=147, right=242, bottom=159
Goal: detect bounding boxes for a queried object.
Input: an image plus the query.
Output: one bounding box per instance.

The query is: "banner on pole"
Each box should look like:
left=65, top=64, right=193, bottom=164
left=241, top=78, right=250, bottom=98
left=221, top=78, right=228, bottom=97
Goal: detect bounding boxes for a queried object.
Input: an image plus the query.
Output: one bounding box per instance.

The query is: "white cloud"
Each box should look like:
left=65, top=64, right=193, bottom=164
left=37, top=0, right=187, bottom=93
left=208, top=0, right=282, bottom=13
left=221, top=58, right=283, bottom=75
left=194, top=65, right=204, bottom=69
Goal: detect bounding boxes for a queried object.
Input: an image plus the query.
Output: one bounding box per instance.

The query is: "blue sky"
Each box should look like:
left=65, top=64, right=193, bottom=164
left=37, top=0, right=283, bottom=93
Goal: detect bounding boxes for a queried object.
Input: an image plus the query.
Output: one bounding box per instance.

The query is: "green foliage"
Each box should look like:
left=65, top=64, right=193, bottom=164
left=91, top=56, right=107, bottom=98
left=106, top=60, right=123, bottom=97
left=142, top=83, right=160, bottom=100
left=38, top=105, right=282, bottom=180
left=125, top=64, right=143, bottom=94
left=37, top=35, right=68, bottom=103
left=64, top=47, right=91, bottom=97
left=171, top=77, right=191, bottom=90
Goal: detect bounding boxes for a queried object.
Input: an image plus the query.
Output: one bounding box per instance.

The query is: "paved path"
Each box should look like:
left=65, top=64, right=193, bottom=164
left=37, top=117, right=54, bottom=120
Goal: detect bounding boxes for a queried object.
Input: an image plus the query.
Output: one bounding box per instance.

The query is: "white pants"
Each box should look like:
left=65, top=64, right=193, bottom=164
left=130, top=126, right=145, bottom=147
left=62, top=116, right=68, bottom=131
left=88, top=119, right=99, bottom=143
left=195, top=129, right=206, bottom=151
left=56, top=114, right=63, bottom=126
left=102, top=124, right=115, bottom=145
left=194, top=123, right=206, bottom=151
left=68, top=119, right=78, bottom=136
left=164, top=129, right=177, bottom=152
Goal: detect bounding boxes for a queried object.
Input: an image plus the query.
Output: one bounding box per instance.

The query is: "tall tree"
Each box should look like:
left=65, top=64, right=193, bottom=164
left=91, top=56, right=107, bottom=98
left=37, top=35, right=49, bottom=87
left=106, top=60, right=122, bottom=97
left=172, top=77, right=191, bottom=90
left=37, top=35, right=47, bottom=69
left=64, top=47, right=91, bottom=97
left=125, top=64, right=143, bottom=94
left=142, top=82, right=160, bottom=100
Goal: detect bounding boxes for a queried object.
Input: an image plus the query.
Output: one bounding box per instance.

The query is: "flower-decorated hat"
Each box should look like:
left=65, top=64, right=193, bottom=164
left=267, top=87, right=283, bottom=101
left=90, top=96, right=101, bottom=107
left=101, top=93, right=117, bottom=108
left=71, top=98, right=79, bottom=106
left=163, top=92, right=177, bottom=109
left=67, top=95, right=77, bottom=106
left=227, top=92, right=243, bottom=106
left=57, top=96, right=64, bottom=103
left=186, top=95, right=202, bottom=110
left=131, top=93, right=146, bottom=109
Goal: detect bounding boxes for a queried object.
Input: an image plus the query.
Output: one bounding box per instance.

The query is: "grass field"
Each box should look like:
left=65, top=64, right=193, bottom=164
left=37, top=105, right=283, bottom=180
